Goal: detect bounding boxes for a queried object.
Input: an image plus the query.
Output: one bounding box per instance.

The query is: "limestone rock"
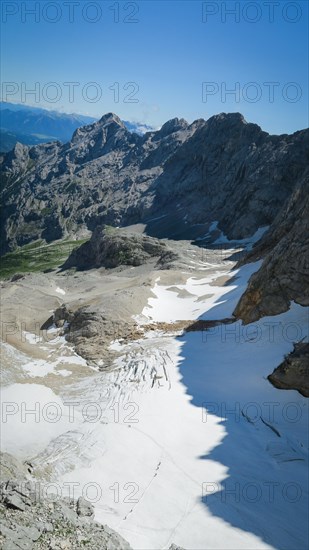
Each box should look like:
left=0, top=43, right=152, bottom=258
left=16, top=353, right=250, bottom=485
left=0, top=452, right=30, bottom=483
left=63, top=226, right=179, bottom=270
left=1, top=112, right=308, bottom=254
left=53, top=305, right=74, bottom=328
left=268, top=342, right=309, bottom=397
left=76, top=497, right=94, bottom=518
left=0, top=454, right=132, bottom=550
left=234, top=177, right=309, bottom=323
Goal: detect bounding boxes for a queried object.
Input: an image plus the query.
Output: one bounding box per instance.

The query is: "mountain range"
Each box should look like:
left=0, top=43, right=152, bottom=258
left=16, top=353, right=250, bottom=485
left=1, top=110, right=308, bottom=325
left=0, top=102, right=154, bottom=151
left=1, top=110, right=308, bottom=550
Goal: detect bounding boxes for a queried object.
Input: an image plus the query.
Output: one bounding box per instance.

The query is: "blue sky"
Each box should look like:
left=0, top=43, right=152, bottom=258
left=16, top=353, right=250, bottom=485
left=1, top=0, right=308, bottom=134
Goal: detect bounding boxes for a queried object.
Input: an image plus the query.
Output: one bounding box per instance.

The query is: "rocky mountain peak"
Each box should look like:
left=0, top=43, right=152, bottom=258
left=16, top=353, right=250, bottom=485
left=209, top=112, right=247, bottom=124
left=204, top=112, right=253, bottom=133
left=70, top=112, right=127, bottom=145
left=98, top=112, right=125, bottom=128
left=11, top=141, right=29, bottom=158
left=201, top=111, right=266, bottom=144
left=157, top=117, right=189, bottom=137
left=3, top=141, right=30, bottom=171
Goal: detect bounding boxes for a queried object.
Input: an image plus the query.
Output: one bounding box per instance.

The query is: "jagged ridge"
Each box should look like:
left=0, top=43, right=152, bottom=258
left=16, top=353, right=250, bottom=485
left=1, top=112, right=308, bottom=254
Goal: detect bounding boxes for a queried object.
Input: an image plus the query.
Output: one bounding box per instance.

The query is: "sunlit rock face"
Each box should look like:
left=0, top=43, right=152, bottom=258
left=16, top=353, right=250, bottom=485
left=234, top=176, right=309, bottom=322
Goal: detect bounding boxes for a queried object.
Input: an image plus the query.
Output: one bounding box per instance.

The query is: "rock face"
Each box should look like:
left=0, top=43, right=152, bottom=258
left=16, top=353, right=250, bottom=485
left=1, top=112, right=308, bottom=254
left=63, top=225, right=178, bottom=270
left=233, top=175, right=309, bottom=396
left=268, top=343, right=309, bottom=397
left=0, top=454, right=132, bottom=550
left=0, top=453, right=30, bottom=484
left=234, top=177, right=309, bottom=323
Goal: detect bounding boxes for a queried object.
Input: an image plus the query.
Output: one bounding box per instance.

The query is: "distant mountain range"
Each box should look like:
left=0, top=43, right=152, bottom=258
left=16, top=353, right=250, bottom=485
left=0, top=102, right=154, bottom=151
left=0, top=128, right=51, bottom=151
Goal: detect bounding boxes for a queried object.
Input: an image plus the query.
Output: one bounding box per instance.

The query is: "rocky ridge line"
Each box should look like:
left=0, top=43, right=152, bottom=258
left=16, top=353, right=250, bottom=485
left=1, top=112, right=308, bottom=254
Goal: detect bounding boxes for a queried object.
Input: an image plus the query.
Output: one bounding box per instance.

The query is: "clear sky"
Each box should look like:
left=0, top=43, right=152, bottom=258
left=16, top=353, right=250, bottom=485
left=1, top=0, right=308, bottom=134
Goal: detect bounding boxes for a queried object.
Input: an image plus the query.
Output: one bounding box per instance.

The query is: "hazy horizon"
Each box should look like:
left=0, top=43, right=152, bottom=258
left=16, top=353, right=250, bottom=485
left=2, top=98, right=308, bottom=137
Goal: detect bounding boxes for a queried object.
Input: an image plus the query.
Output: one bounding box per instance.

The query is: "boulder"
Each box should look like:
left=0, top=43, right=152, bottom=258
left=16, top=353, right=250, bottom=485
left=76, top=497, right=94, bottom=518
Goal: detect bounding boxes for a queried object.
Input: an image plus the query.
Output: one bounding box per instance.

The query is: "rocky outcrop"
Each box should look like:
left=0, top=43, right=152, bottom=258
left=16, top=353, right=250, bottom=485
left=60, top=306, right=144, bottom=365
left=0, top=451, right=185, bottom=549
left=63, top=226, right=179, bottom=270
left=53, top=305, right=74, bottom=328
left=0, top=453, right=132, bottom=550
left=234, top=177, right=309, bottom=323
left=268, top=342, right=309, bottom=397
left=1, top=112, right=308, bottom=254
left=0, top=453, right=30, bottom=484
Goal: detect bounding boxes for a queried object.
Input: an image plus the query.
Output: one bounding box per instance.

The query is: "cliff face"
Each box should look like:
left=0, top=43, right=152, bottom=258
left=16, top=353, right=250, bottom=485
left=234, top=176, right=309, bottom=323
left=1, top=112, right=308, bottom=254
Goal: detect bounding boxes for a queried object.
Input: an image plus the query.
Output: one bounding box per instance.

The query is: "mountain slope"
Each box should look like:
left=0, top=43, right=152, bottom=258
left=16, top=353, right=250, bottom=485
left=0, top=128, right=56, bottom=152
left=0, top=112, right=308, bottom=255
left=234, top=175, right=309, bottom=322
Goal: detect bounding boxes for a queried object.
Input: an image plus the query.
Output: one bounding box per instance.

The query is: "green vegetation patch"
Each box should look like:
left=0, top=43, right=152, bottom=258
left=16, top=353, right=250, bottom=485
left=103, top=224, right=117, bottom=234
left=0, top=238, right=89, bottom=279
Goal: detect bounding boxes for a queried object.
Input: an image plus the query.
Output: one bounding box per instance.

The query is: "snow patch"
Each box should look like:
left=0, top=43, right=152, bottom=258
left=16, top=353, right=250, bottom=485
left=55, top=286, right=66, bottom=295
left=0, top=384, right=81, bottom=459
